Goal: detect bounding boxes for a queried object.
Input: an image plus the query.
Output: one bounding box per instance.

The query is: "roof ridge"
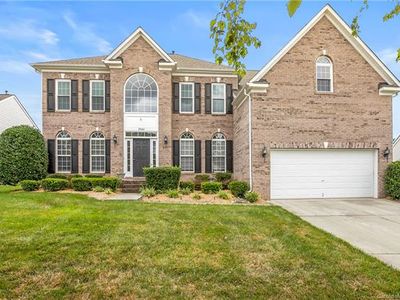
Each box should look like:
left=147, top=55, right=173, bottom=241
left=170, top=53, right=233, bottom=68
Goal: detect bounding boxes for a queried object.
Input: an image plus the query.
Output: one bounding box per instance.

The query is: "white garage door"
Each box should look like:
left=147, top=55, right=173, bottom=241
left=270, top=150, right=376, bottom=199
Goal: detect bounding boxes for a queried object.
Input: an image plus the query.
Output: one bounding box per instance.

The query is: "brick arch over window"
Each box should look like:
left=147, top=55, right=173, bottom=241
left=124, top=73, right=158, bottom=113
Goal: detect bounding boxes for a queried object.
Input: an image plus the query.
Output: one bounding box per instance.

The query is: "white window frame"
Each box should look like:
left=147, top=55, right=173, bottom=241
left=212, top=132, right=226, bottom=173
left=211, top=83, right=226, bottom=115
left=180, top=132, right=195, bottom=173
left=90, top=80, right=105, bottom=112
left=55, top=79, right=71, bottom=112
left=56, top=131, right=72, bottom=173
left=316, top=56, right=333, bottom=93
left=179, top=82, right=195, bottom=114
left=124, top=73, right=158, bottom=114
left=90, top=132, right=106, bottom=173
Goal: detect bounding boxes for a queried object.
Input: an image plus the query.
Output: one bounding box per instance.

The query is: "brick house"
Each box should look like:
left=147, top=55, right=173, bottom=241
left=32, top=5, right=400, bottom=200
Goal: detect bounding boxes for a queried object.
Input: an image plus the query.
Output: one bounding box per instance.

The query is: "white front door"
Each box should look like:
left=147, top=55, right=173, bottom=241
left=270, top=149, right=377, bottom=199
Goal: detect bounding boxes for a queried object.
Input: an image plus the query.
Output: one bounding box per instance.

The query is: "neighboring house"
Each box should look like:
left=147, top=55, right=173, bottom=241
left=394, top=136, right=400, bottom=161
left=31, top=5, right=400, bottom=200
left=0, top=93, right=38, bottom=133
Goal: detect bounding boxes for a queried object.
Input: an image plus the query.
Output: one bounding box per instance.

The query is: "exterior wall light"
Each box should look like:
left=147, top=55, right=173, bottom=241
left=262, top=145, right=268, bottom=158
left=383, top=147, right=390, bottom=161
left=164, top=136, right=168, bottom=145
left=112, top=134, right=118, bottom=144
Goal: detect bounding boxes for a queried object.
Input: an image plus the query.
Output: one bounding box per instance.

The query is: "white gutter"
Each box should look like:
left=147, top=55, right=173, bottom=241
left=243, top=88, right=253, bottom=191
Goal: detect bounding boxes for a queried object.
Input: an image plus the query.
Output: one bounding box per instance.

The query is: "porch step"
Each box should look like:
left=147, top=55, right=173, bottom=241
left=122, top=178, right=146, bottom=193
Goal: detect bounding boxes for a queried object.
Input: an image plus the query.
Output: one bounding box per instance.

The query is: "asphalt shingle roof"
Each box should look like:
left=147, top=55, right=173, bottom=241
left=0, top=94, right=12, bottom=101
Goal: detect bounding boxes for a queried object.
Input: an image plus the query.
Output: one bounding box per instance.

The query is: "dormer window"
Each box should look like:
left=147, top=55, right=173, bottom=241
left=316, top=56, right=333, bottom=92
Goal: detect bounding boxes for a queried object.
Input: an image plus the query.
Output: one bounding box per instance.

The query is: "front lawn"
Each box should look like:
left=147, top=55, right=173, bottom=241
left=1, top=188, right=400, bottom=299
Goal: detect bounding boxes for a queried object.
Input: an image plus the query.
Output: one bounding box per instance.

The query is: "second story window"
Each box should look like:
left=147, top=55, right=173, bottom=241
left=91, top=80, right=105, bottom=112
left=179, top=82, right=194, bottom=113
left=211, top=83, right=226, bottom=114
left=125, top=73, right=158, bottom=113
left=56, top=80, right=71, bottom=111
left=316, top=56, right=333, bottom=92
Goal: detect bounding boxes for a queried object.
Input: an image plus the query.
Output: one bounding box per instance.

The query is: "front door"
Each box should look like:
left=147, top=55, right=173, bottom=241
left=132, top=139, right=150, bottom=176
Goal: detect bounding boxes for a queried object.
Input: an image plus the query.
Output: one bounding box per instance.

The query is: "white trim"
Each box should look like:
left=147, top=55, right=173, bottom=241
left=373, top=149, right=378, bottom=199
left=179, top=82, right=195, bottom=114
left=89, top=80, right=106, bottom=112
left=104, top=27, right=174, bottom=64
left=55, top=131, right=72, bottom=174
left=211, top=83, right=226, bottom=115
left=379, top=86, right=400, bottom=96
left=55, top=79, right=71, bottom=112
left=90, top=133, right=106, bottom=174
left=211, top=133, right=227, bottom=173
left=316, top=56, right=334, bottom=93
left=249, top=5, right=400, bottom=87
left=180, top=132, right=195, bottom=173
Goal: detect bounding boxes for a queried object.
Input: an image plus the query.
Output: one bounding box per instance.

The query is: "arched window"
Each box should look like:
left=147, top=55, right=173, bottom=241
left=56, top=131, right=71, bottom=173
left=212, top=132, right=226, bottom=173
left=316, top=56, right=333, bottom=92
left=125, top=73, right=158, bottom=113
left=180, top=132, right=194, bottom=172
left=90, top=132, right=105, bottom=173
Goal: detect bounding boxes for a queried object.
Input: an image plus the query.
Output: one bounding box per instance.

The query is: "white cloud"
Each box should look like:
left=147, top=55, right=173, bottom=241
left=378, top=48, right=400, bottom=78
left=63, top=12, right=112, bottom=53
left=0, top=59, right=32, bottom=74
left=182, top=10, right=211, bottom=30
left=0, top=21, right=58, bottom=46
left=22, top=51, right=58, bottom=62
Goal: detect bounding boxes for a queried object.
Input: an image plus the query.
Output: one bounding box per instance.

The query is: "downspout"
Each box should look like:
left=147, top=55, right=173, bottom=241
left=244, top=88, right=252, bottom=191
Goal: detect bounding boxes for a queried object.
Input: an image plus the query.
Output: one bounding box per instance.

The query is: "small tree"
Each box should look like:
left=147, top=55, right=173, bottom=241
left=0, top=125, right=48, bottom=185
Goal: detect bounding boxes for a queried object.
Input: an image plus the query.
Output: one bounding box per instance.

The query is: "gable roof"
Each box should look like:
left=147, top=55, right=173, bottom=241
left=394, top=135, right=400, bottom=146
left=170, top=53, right=233, bottom=71
left=0, top=94, right=38, bottom=131
left=249, top=4, right=400, bottom=87
left=0, top=94, right=12, bottom=101
left=104, top=27, right=174, bottom=63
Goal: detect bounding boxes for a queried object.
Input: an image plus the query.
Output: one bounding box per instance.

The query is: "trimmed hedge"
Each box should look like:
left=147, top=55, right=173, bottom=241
left=47, top=174, right=68, bottom=180
left=194, top=174, right=210, bottom=190
left=71, top=178, right=92, bottom=191
left=41, top=178, right=69, bottom=191
left=228, top=181, right=250, bottom=198
left=385, top=161, right=400, bottom=200
left=143, top=166, right=181, bottom=192
left=85, top=174, right=104, bottom=178
left=201, top=182, right=222, bottom=194
left=179, top=181, right=195, bottom=192
left=215, top=172, right=232, bottom=182
left=71, top=177, right=121, bottom=192
left=20, top=180, right=40, bottom=191
left=0, top=125, right=47, bottom=185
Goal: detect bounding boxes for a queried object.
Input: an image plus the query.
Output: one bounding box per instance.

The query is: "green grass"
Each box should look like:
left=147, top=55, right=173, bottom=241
left=0, top=188, right=400, bottom=299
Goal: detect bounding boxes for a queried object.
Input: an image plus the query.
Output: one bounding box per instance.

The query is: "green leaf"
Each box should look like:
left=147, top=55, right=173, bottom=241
left=397, top=49, right=400, bottom=62
left=287, top=0, right=302, bottom=17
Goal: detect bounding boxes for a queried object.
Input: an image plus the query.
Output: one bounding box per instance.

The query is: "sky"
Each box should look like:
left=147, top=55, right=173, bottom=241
left=0, top=0, right=399, bottom=137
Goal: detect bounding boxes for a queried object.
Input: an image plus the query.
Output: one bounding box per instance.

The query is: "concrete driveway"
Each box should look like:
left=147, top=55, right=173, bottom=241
left=271, top=198, right=400, bottom=269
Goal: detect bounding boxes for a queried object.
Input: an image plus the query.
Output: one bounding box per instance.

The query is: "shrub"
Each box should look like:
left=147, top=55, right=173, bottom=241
left=71, top=177, right=92, bottom=191
left=41, top=178, right=68, bottom=191
left=85, top=174, right=103, bottom=178
left=192, top=193, right=201, bottom=200
left=143, top=166, right=181, bottom=192
left=215, top=172, right=232, bottom=182
left=47, top=174, right=68, bottom=180
left=201, top=182, right=222, bottom=194
left=245, top=191, right=259, bottom=203
left=166, top=189, right=180, bottom=198
left=217, top=190, right=230, bottom=200
left=90, top=177, right=121, bottom=191
left=93, top=186, right=105, bottom=192
left=194, top=174, right=210, bottom=190
left=140, top=187, right=157, bottom=198
left=229, top=181, right=250, bottom=198
left=179, top=181, right=195, bottom=192
left=385, top=161, right=400, bottom=200
left=0, top=125, right=47, bottom=185
left=179, top=187, right=192, bottom=195
left=104, top=188, right=113, bottom=195
left=20, top=180, right=40, bottom=191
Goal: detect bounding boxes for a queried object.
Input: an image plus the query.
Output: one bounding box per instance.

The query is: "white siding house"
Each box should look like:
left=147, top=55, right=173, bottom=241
left=0, top=94, right=37, bottom=133
left=394, top=136, right=400, bottom=161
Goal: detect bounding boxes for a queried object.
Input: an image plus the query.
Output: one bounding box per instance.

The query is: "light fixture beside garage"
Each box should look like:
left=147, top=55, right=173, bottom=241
left=262, top=145, right=267, bottom=158
left=383, top=147, right=390, bottom=161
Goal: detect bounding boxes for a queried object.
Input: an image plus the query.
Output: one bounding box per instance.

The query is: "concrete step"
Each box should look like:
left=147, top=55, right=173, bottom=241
left=122, top=178, right=145, bottom=193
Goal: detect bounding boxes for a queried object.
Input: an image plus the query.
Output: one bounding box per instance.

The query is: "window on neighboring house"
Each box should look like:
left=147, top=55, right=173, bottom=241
left=180, top=132, right=194, bottom=172
left=125, top=73, right=158, bottom=113
left=179, top=82, right=194, bottom=113
left=91, top=80, right=105, bottom=111
left=212, top=132, right=226, bottom=173
left=56, top=131, right=71, bottom=173
left=211, top=83, right=226, bottom=114
left=90, top=131, right=105, bottom=173
left=316, top=56, right=333, bottom=92
left=56, top=80, right=71, bottom=111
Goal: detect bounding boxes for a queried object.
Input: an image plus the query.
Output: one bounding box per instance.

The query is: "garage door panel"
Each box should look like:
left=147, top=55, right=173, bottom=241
left=270, top=150, right=376, bottom=199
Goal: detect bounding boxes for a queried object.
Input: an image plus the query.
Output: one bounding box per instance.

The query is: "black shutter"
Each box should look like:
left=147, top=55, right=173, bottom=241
left=82, top=80, right=90, bottom=112
left=195, top=140, right=201, bottom=173
left=47, top=139, right=55, bottom=173
left=71, top=139, right=79, bottom=173
left=226, top=140, right=233, bottom=173
left=226, top=84, right=233, bottom=114
left=195, top=83, right=201, bottom=114
left=105, top=80, right=110, bottom=112
left=173, top=82, right=179, bottom=113
left=47, top=79, right=55, bottom=112
left=105, top=139, right=111, bottom=173
left=172, top=140, right=180, bottom=166
left=71, top=80, right=78, bottom=112
left=82, top=139, right=90, bottom=173
left=205, top=83, right=211, bottom=114
left=205, top=140, right=212, bottom=173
